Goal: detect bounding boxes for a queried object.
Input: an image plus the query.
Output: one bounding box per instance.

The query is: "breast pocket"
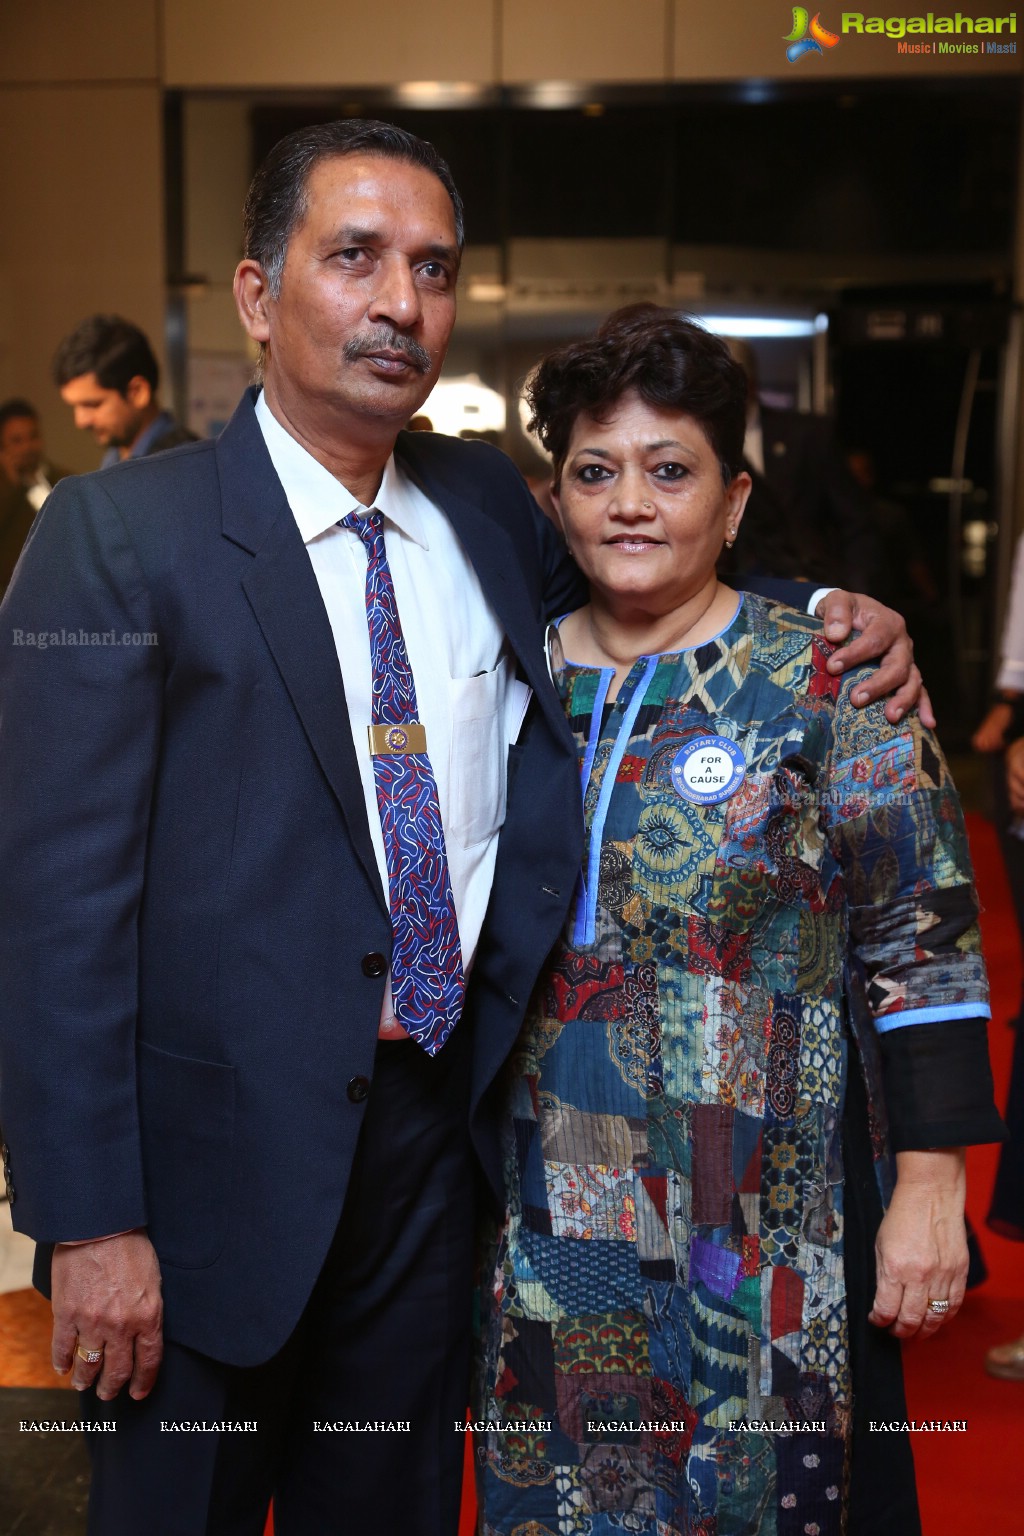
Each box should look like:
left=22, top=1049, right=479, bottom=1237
left=448, top=659, right=510, bottom=849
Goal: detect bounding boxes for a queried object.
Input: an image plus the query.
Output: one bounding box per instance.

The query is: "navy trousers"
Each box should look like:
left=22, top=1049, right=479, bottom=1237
left=81, top=1033, right=477, bottom=1535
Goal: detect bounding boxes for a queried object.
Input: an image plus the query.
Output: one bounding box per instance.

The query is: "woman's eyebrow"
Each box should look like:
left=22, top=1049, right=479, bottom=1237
left=569, top=438, right=696, bottom=460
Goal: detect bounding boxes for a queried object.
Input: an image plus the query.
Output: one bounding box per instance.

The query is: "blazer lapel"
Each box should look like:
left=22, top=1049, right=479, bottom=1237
left=218, top=393, right=386, bottom=916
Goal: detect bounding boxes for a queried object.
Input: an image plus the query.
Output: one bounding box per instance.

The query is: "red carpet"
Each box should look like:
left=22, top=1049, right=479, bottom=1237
left=903, top=812, right=1022, bottom=1535
left=268, top=815, right=1022, bottom=1536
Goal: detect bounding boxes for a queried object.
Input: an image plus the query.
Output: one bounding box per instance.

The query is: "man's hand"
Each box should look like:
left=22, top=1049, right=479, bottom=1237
left=51, top=1230, right=163, bottom=1401
left=1008, top=737, right=1024, bottom=815
left=972, top=701, right=1015, bottom=754
left=815, top=590, right=933, bottom=729
left=868, top=1149, right=967, bottom=1340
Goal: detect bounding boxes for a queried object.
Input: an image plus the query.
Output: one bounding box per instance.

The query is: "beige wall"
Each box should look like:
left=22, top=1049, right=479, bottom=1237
left=0, top=0, right=165, bottom=471
left=0, top=84, right=165, bottom=473
left=0, top=0, right=158, bottom=84
left=159, top=0, right=1022, bottom=86
left=503, top=0, right=669, bottom=83
left=163, top=0, right=496, bottom=89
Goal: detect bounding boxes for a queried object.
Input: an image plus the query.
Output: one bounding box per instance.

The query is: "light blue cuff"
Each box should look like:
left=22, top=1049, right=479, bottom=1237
left=874, top=1002, right=992, bottom=1034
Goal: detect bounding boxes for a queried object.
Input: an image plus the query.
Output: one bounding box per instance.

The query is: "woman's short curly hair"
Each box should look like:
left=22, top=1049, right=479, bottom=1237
left=527, top=304, right=748, bottom=487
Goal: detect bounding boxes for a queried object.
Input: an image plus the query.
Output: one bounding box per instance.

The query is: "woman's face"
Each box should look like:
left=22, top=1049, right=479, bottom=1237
left=551, top=390, right=750, bottom=615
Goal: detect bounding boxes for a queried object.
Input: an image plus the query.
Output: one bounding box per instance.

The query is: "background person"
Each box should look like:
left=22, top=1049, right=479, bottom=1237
left=52, top=314, right=196, bottom=465
left=474, top=305, right=1003, bottom=1536
left=0, top=396, right=69, bottom=510
left=726, top=335, right=878, bottom=591
left=0, top=396, right=70, bottom=593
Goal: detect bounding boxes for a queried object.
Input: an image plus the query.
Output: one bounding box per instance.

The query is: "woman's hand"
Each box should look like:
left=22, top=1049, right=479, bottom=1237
left=869, top=1148, right=967, bottom=1340
left=815, top=590, right=933, bottom=729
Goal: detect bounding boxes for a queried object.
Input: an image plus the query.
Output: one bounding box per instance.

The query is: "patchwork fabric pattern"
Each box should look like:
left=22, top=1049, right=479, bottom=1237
left=476, top=596, right=988, bottom=1534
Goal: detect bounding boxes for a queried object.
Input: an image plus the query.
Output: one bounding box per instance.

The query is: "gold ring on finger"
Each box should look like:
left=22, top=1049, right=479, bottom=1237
left=926, top=1298, right=951, bottom=1316
left=75, top=1343, right=104, bottom=1364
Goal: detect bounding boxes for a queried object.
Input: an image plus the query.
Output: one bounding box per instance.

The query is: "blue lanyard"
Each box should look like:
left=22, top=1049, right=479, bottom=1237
left=573, top=655, right=659, bottom=947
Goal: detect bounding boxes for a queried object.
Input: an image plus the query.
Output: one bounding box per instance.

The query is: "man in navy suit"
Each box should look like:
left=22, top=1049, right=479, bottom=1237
left=0, top=121, right=919, bottom=1534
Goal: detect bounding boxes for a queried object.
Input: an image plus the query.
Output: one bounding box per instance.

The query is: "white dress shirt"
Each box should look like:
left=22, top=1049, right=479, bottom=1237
left=996, top=533, right=1024, bottom=694
left=255, top=393, right=527, bottom=1027
left=22, top=466, right=57, bottom=513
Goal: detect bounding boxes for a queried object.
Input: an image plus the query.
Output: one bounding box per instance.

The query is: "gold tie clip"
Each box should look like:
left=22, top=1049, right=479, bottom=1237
left=368, top=722, right=428, bottom=756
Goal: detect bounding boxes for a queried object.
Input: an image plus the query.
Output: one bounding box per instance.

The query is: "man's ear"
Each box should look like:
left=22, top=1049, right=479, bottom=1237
left=234, top=260, right=272, bottom=345
left=125, top=375, right=153, bottom=410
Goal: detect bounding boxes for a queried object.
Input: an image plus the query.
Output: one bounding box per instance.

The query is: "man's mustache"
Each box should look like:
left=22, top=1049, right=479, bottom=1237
left=343, top=327, right=432, bottom=373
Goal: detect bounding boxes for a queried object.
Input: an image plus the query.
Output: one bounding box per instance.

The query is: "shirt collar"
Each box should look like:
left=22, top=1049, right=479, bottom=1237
left=130, top=410, right=176, bottom=459
left=254, top=390, right=429, bottom=550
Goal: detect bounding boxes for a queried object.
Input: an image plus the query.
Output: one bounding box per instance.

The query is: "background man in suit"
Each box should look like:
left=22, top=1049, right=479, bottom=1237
left=0, top=396, right=69, bottom=592
left=0, top=122, right=919, bottom=1535
left=53, top=314, right=196, bottom=465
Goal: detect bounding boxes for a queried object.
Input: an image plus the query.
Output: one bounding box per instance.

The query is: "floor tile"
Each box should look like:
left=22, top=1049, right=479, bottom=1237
left=0, top=1290, right=71, bottom=1391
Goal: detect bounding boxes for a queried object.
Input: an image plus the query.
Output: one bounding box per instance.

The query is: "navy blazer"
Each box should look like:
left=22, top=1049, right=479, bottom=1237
left=0, top=391, right=587, bottom=1367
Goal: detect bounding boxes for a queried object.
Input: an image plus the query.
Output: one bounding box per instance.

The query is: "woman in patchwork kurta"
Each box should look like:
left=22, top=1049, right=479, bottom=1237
left=474, top=307, right=1002, bottom=1536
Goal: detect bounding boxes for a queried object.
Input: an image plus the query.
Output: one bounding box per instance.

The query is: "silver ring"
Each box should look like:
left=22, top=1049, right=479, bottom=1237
left=75, top=1343, right=104, bottom=1364
left=927, top=1298, right=951, bottom=1315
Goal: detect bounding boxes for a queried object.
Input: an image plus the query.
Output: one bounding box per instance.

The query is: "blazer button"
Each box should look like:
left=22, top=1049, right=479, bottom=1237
left=347, top=1075, right=370, bottom=1104
left=361, top=952, right=387, bottom=978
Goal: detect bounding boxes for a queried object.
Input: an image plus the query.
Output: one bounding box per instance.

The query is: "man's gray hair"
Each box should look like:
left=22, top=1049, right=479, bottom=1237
left=242, top=118, right=466, bottom=298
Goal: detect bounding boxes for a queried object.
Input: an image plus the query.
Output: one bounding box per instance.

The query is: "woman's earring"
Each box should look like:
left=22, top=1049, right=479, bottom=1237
left=725, top=526, right=737, bottom=548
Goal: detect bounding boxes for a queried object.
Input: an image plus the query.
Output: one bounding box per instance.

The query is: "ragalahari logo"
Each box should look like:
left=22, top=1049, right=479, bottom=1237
left=785, top=8, right=841, bottom=61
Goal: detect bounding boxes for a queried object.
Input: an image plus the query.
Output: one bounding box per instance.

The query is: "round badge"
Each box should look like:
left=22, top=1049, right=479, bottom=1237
left=386, top=726, right=408, bottom=751
left=670, top=734, right=745, bottom=805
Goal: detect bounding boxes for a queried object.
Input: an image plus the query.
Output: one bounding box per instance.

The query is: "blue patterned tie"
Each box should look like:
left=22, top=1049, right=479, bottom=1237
left=342, top=511, right=465, bottom=1055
